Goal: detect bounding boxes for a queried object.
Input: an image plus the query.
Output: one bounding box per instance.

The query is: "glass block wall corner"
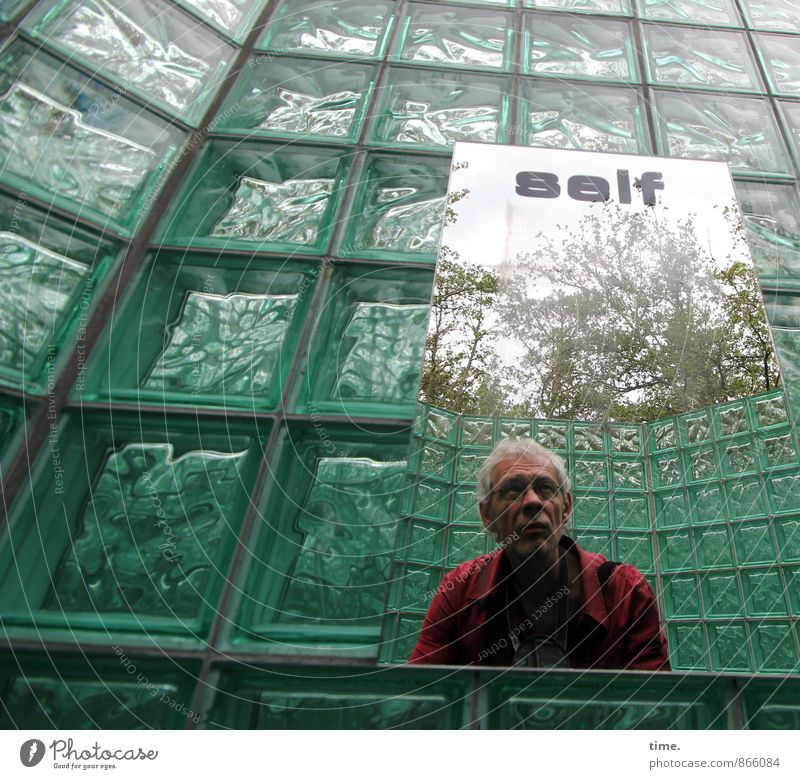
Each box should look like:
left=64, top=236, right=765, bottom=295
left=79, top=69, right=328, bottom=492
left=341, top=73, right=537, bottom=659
left=1, top=0, right=800, bottom=729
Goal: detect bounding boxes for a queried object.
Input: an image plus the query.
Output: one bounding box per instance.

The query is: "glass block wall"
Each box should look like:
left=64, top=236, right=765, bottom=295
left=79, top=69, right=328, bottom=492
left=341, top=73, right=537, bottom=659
left=1, top=0, right=800, bottom=728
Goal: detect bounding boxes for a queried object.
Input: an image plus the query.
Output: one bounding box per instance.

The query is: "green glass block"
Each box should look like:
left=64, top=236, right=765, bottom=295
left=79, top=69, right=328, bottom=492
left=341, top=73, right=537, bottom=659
left=689, top=482, right=727, bottom=524
left=638, top=0, right=740, bottom=25
left=393, top=614, right=425, bottom=662
left=775, top=517, right=800, bottom=562
left=702, top=572, right=742, bottom=617
left=644, top=26, right=762, bottom=92
left=743, top=568, right=788, bottom=616
left=526, top=0, right=630, bottom=12
left=0, top=0, right=32, bottom=21
left=426, top=407, right=457, bottom=442
left=726, top=477, right=767, bottom=520
left=708, top=623, right=752, bottom=671
left=720, top=437, right=757, bottom=476
left=573, top=530, right=613, bottom=560
left=370, top=67, right=510, bottom=150
left=667, top=623, right=708, bottom=670
left=461, top=418, right=494, bottom=447
left=177, top=0, right=260, bottom=40
left=456, top=450, right=486, bottom=483
left=215, top=56, right=376, bottom=142
left=655, top=490, right=689, bottom=529
left=339, top=153, right=449, bottom=261
left=696, top=527, right=734, bottom=569
left=405, top=517, right=445, bottom=564
left=573, top=457, right=608, bottom=489
left=755, top=33, right=800, bottom=97
left=786, top=567, right=800, bottom=614
left=80, top=255, right=312, bottom=411
left=685, top=445, right=719, bottom=482
left=658, top=531, right=694, bottom=572
left=536, top=421, right=569, bottom=450
left=715, top=402, right=750, bottom=437
left=572, top=492, right=611, bottom=529
left=27, top=0, right=234, bottom=125
left=615, top=532, right=654, bottom=573
left=733, top=521, right=777, bottom=566
left=0, top=40, right=183, bottom=234
left=663, top=574, right=701, bottom=619
left=653, top=90, right=792, bottom=175
left=750, top=622, right=799, bottom=673
left=521, top=80, right=648, bottom=154
left=769, top=329, right=800, bottom=426
left=682, top=412, right=711, bottom=445
left=525, top=14, right=637, bottom=82
left=0, top=411, right=262, bottom=640
left=573, top=425, right=605, bottom=451
left=447, top=525, right=488, bottom=567
left=652, top=453, right=683, bottom=488
left=413, top=479, right=450, bottom=521
left=754, top=392, right=790, bottom=428
left=259, top=0, right=395, bottom=59
left=742, top=678, right=800, bottom=727
left=613, top=460, right=644, bottom=490
left=609, top=424, right=641, bottom=453
left=0, top=397, right=24, bottom=461
left=392, top=4, right=514, bottom=71
left=159, top=141, right=349, bottom=253
left=759, top=431, right=798, bottom=469
left=613, top=494, right=650, bottom=530
left=421, top=442, right=454, bottom=481
left=499, top=419, right=532, bottom=439
left=741, top=0, right=800, bottom=33
left=651, top=420, right=677, bottom=451
left=395, top=565, right=436, bottom=612
left=453, top=485, right=480, bottom=523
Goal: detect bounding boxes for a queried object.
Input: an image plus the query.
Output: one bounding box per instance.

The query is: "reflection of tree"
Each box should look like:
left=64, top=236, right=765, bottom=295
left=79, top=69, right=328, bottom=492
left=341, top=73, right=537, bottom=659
left=419, top=249, right=500, bottom=414
left=496, top=203, right=780, bottom=421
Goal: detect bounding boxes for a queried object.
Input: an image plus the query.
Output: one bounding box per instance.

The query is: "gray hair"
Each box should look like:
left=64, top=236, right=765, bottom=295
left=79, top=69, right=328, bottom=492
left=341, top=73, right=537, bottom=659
left=476, top=438, right=572, bottom=506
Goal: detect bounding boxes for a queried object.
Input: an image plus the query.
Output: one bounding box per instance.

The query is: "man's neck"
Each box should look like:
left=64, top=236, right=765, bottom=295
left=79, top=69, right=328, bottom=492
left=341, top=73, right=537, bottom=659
left=508, top=546, right=562, bottom=606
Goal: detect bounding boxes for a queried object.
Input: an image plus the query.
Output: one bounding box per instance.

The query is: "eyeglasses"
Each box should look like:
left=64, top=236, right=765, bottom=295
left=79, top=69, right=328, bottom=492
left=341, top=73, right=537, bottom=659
left=492, top=477, right=561, bottom=503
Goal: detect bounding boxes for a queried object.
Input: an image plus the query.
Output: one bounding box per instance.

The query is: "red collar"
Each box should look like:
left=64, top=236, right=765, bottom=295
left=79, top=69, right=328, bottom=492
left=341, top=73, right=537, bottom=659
left=463, top=536, right=611, bottom=628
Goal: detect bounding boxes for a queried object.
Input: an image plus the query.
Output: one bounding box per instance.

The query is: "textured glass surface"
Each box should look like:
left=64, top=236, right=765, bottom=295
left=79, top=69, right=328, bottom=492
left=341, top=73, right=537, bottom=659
left=46, top=443, right=247, bottom=617
left=462, top=419, right=493, bottom=447
left=212, top=176, right=334, bottom=244
left=638, top=0, right=740, bottom=25
left=261, top=0, right=394, bottom=58
left=669, top=624, right=708, bottom=670
left=523, top=81, right=646, bottom=153
left=709, top=623, right=751, bottom=670
left=144, top=292, right=299, bottom=396
left=756, top=33, right=800, bottom=96
left=654, top=91, right=791, bottom=174
left=610, top=425, right=641, bottom=453
left=278, top=458, right=406, bottom=624
left=179, top=0, right=257, bottom=37
left=335, top=303, right=428, bottom=402
left=741, top=0, right=800, bottom=33
left=371, top=68, right=508, bottom=148
left=0, top=234, right=88, bottom=384
left=526, top=15, right=636, bottom=81
left=394, top=5, right=512, bottom=70
left=340, top=154, right=449, bottom=260
left=528, top=0, right=629, bottom=12
left=29, top=0, right=233, bottom=121
left=664, top=575, right=700, bottom=618
left=0, top=0, right=32, bottom=21
left=574, top=425, right=604, bottom=451
left=644, top=26, right=761, bottom=91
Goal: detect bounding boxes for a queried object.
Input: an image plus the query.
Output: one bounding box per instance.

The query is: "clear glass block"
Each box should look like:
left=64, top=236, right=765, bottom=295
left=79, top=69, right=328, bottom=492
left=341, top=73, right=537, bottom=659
left=682, top=412, right=711, bottom=444
left=715, top=401, right=750, bottom=436
left=525, top=14, right=638, bottom=82
left=573, top=457, right=608, bottom=488
left=500, top=419, right=532, bottom=439
left=0, top=39, right=183, bottom=234
left=537, top=421, right=569, bottom=450
left=760, top=431, right=798, bottom=468
left=393, top=4, right=514, bottom=71
left=526, top=0, right=630, bottom=13
left=522, top=80, right=648, bottom=154
left=755, top=33, right=800, bottom=96
left=740, top=0, right=800, bottom=34
left=652, top=453, right=683, bottom=487
left=609, top=424, right=641, bottom=453
left=158, top=141, right=349, bottom=254
left=652, top=420, right=677, bottom=450
left=369, top=67, right=511, bottom=149
left=574, top=424, right=605, bottom=451
left=216, top=56, right=376, bottom=142
left=637, top=0, right=741, bottom=26
left=653, top=90, right=792, bottom=175
left=754, top=391, right=789, bottom=428
left=461, top=418, right=494, bottom=447
left=259, top=0, right=395, bottom=60
left=736, top=180, right=800, bottom=288
left=643, top=25, right=762, bottom=92
left=26, top=0, right=234, bottom=125
left=338, top=153, right=450, bottom=262
left=613, top=460, right=644, bottom=489
left=176, top=0, right=260, bottom=41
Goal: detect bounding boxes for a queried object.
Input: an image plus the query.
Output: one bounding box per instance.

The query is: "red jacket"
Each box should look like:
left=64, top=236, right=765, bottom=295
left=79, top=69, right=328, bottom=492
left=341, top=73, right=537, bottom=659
left=408, top=537, right=670, bottom=670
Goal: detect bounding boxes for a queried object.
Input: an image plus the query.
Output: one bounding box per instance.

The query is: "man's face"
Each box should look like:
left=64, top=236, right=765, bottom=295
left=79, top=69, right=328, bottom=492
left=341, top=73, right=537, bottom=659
left=479, top=455, right=572, bottom=563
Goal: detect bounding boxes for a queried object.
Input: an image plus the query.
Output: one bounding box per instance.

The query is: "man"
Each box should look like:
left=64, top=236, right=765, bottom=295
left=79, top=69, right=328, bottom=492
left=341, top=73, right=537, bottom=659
left=408, top=438, right=670, bottom=670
